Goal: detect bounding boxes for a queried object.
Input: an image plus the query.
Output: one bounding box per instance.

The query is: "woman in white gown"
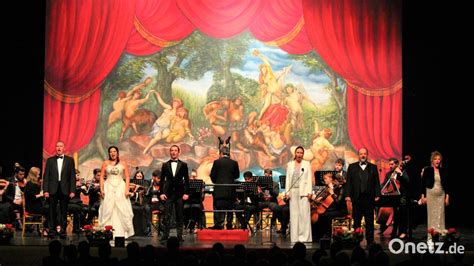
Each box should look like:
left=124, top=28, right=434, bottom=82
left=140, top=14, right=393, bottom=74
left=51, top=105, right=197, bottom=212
left=99, top=146, right=134, bottom=238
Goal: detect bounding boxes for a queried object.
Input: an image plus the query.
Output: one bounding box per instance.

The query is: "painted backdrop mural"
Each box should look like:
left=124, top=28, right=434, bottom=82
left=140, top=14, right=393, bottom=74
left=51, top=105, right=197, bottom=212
left=44, top=0, right=402, bottom=184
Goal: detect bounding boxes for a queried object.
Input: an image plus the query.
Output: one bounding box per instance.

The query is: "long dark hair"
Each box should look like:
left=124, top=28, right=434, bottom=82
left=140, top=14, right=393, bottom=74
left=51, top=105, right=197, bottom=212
left=108, top=146, right=120, bottom=165
left=294, top=146, right=304, bottom=160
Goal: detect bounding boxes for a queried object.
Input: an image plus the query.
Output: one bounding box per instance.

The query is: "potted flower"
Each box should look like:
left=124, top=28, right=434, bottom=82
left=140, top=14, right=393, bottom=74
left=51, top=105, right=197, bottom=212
left=428, top=227, right=460, bottom=245
left=83, top=225, right=113, bottom=246
left=0, top=223, right=14, bottom=244
left=333, top=226, right=364, bottom=248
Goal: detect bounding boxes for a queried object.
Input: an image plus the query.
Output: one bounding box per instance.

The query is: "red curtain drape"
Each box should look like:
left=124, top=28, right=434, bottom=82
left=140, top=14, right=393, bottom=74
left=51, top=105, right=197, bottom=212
left=249, top=0, right=312, bottom=54
left=44, top=0, right=136, bottom=155
left=126, top=0, right=195, bottom=56
left=43, top=90, right=101, bottom=156
left=176, top=0, right=264, bottom=39
left=303, top=0, right=402, bottom=160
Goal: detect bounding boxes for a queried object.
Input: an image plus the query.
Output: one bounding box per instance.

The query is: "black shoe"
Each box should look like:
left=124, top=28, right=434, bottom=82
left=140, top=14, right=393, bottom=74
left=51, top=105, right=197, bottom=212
left=226, top=225, right=233, bottom=230
left=209, top=225, right=223, bottom=230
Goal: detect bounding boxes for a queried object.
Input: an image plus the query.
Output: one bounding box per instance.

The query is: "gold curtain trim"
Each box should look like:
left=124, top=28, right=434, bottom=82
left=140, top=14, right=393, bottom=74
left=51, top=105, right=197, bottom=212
left=44, top=80, right=99, bottom=103
left=263, top=16, right=304, bottom=47
left=348, top=79, right=402, bottom=96
left=134, top=16, right=181, bottom=47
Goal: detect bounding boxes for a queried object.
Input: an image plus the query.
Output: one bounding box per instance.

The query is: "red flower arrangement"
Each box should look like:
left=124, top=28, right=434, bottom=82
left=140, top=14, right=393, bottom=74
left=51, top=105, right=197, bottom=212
left=428, top=227, right=460, bottom=242
left=0, top=224, right=14, bottom=244
left=84, top=225, right=114, bottom=242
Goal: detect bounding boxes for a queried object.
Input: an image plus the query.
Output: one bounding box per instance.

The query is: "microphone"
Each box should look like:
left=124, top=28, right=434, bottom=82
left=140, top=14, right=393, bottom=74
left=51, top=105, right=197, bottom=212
left=301, top=168, right=304, bottom=172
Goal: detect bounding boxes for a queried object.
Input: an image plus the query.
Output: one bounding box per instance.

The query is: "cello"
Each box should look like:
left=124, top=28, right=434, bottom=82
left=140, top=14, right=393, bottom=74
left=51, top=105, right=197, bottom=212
left=309, top=172, right=337, bottom=223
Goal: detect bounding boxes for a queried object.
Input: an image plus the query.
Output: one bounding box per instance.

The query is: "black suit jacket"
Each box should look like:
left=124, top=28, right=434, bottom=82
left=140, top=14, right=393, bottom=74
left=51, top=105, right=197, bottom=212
left=42, top=155, right=76, bottom=195
left=345, top=162, right=381, bottom=203
left=210, top=156, right=239, bottom=200
left=159, top=160, right=189, bottom=198
left=421, top=166, right=448, bottom=194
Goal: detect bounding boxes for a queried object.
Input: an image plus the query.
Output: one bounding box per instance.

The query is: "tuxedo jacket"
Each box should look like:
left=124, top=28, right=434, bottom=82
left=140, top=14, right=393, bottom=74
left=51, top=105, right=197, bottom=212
left=210, top=156, right=239, bottom=200
left=42, top=155, right=76, bottom=195
left=159, top=159, right=189, bottom=198
left=345, top=162, right=381, bottom=203
left=421, top=166, right=448, bottom=194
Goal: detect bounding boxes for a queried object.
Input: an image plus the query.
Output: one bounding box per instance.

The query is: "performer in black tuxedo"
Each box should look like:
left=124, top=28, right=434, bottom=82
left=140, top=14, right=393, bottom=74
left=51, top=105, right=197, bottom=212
left=210, top=138, right=240, bottom=230
left=159, top=145, right=189, bottom=241
left=344, top=148, right=381, bottom=244
left=43, top=141, right=76, bottom=239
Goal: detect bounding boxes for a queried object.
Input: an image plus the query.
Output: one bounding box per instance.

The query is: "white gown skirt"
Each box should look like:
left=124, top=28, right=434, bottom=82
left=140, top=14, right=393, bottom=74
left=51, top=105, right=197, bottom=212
left=99, top=179, right=134, bottom=238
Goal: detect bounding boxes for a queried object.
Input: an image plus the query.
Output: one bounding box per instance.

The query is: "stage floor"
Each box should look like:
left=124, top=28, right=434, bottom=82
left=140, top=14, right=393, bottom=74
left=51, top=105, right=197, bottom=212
left=1, top=225, right=474, bottom=265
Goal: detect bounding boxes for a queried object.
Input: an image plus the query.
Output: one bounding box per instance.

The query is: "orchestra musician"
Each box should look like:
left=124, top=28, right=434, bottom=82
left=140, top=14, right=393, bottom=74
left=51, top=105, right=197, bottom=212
left=310, top=172, right=348, bottom=241
left=334, top=158, right=346, bottom=181
left=146, top=169, right=164, bottom=235
left=0, top=178, right=14, bottom=224
left=183, top=169, right=205, bottom=232
left=259, top=169, right=288, bottom=235
left=382, top=158, right=409, bottom=239
left=235, top=171, right=260, bottom=230
left=84, top=168, right=101, bottom=225
left=8, top=165, right=26, bottom=230
left=24, top=167, right=49, bottom=236
left=68, top=169, right=88, bottom=234
left=130, top=170, right=151, bottom=236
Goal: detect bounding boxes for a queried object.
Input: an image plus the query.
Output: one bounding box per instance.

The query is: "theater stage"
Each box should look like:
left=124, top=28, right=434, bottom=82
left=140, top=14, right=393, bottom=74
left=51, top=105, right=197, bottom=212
left=1, top=225, right=473, bottom=265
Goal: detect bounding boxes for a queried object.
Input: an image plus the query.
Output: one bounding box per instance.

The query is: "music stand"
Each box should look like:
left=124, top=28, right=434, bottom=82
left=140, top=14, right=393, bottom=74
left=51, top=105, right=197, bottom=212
left=189, top=179, right=204, bottom=193
left=279, top=175, right=286, bottom=190
left=314, top=171, right=337, bottom=185
left=253, top=176, right=276, bottom=246
left=240, top=181, right=258, bottom=195
left=253, top=176, right=273, bottom=189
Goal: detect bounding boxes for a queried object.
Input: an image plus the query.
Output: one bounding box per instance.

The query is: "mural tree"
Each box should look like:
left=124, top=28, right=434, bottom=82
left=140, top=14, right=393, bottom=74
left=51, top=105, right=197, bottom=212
left=291, top=52, right=348, bottom=145
left=79, top=55, right=147, bottom=161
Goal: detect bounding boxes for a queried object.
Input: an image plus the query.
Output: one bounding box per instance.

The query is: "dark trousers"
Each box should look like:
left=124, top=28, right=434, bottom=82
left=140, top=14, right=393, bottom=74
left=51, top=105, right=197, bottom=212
left=0, top=202, right=12, bottom=224
left=48, top=186, right=69, bottom=232
left=163, top=195, right=184, bottom=237
left=235, top=204, right=258, bottom=229
left=312, top=210, right=345, bottom=239
left=392, top=199, right=408, bottom=237
left=67, top=203, right=83, bottom=231
left=278, top=205, right=290, bottom=232
left=353, top=196, right=375, bottom=244
left=184, top=203, right=203, bottom=230
left=213, top=199, right=234, bottom=229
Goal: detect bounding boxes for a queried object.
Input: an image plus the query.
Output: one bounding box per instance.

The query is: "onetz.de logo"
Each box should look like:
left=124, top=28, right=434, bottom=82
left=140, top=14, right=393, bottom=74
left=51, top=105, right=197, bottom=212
left=388, top=238, right=465, bottom=254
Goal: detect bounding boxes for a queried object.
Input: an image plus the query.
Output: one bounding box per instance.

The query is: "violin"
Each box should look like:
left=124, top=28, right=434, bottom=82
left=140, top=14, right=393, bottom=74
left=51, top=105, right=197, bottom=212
left=16, top=179, right=26, bottom=188
left=0, top=179, right=9, bottom=189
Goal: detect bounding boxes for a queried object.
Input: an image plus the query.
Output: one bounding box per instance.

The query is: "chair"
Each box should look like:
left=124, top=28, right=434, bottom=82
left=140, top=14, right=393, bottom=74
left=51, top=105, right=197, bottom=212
left=151, top=210, right=162, bottom=236
left=21, top=192, right=45, bottom=237
left=255, top=208, right=273, bottom=230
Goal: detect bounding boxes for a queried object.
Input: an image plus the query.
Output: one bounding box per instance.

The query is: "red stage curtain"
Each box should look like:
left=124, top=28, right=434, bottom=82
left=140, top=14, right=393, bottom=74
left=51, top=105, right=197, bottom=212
left=249, top=0, right=312, bottom=54
left=43, top=90, right=101, bottom=156
left=126, top=0, right=195, bottom=55
left=303, top=0, right=402, bottom=160
left=44, top=0, right=136, bottom=155
left=176, top=0, right=264, bottom=38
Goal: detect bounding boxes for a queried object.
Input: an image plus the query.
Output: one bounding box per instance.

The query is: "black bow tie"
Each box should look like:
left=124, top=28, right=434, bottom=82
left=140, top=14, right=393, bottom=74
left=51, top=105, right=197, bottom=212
left=56, top=155, right=64, bottom=159
left=360, top=162, right=367, bottom=165
left=170, top=159, right=178, bottom=163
